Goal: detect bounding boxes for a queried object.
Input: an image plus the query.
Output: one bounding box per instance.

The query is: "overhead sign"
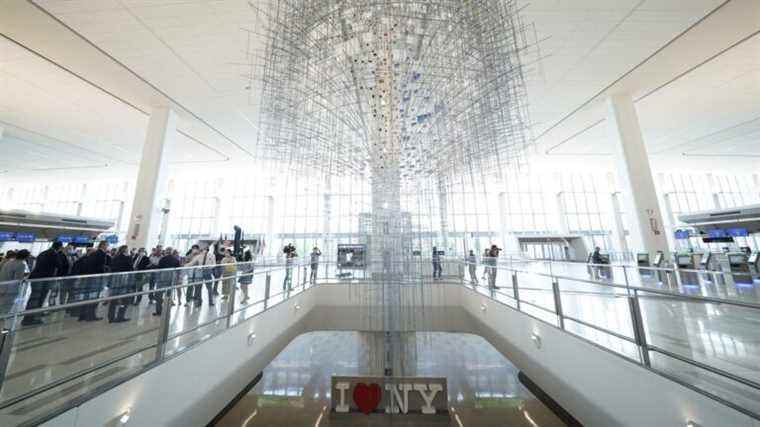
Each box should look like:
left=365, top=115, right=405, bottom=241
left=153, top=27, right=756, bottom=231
left=674, top=230, right=692, bottom=240
left=16, top=233, right=35, bottom=243
left=74, top=236, right=92, bottom=244
left=727, top=228, right=749, bottom=237
left=105, top=235, right=119, bottom=244
left=0, top=232, right=15, bottom=242
left=57, top=235, right=73, bottom=243
left=331, top=376, right=448, bottom=416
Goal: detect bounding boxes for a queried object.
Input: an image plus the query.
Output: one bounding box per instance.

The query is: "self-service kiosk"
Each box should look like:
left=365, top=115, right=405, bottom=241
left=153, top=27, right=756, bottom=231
left=637, top=253, right=651, bottom=277
left=727, top=252, right=752, bottom=285
left=749, top=252, right=759, bottom=281
left=675, top=253, right=699, bottom=286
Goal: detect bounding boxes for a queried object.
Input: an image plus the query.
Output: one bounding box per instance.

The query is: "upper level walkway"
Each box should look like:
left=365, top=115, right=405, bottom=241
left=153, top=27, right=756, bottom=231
left=0, top=257, right=757, bottom=426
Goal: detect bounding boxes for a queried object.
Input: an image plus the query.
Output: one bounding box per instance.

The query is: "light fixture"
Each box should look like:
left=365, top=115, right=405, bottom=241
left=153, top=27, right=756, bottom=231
left=119, top=408, right=131, bottom=424
left=480, top=303, right=487, bottom=312
left=686, top=421, right=699, bottom=427
left=294, top=303, right=302, bottom=311
left=247, top=332, right=257, bottom=346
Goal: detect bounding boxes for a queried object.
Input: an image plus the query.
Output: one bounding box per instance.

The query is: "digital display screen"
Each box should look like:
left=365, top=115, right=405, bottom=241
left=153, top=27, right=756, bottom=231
left=674, top=230, right=691, bottom=240
left=637, top=254, right=649, bottom=262
left=58, top=235, right=73, bottom=243
left=105, top=235, right=119, bottom=244
left=16, top=233, right=35, bottom=243
left=74, top=236, right=91, bottom=244
left=0, top=232, right=15, bottom=242
left=707, top=229, right=726, bottom=238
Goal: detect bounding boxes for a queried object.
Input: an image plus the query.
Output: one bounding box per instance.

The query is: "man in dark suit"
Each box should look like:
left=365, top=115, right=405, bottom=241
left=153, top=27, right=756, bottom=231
left=22, top=241, right=66, bottom=326
left=153, top=248, right=181, bottom=316
left=131, top=248, right=151, bottom=305
left=78, top=241, right=110, bottom=322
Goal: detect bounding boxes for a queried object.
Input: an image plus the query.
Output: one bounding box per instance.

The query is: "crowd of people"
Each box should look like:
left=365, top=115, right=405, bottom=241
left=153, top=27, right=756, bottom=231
left=464, top=244, right=502, bottom=288
left=0, top=239, right=261, bottom=326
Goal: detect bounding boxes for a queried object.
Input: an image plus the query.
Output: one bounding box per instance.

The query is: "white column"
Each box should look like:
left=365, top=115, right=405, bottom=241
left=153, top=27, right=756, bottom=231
left=606, top=94, right=669, bottom=257
left=548, top=173, right=569, bottom=235
left=266, top=195, right=275, bottom=257
left=437, top=178, right=449, bottom=251
left=127, top=107, right=177, bottom=249
left=606, top=173, right=629, bottom=254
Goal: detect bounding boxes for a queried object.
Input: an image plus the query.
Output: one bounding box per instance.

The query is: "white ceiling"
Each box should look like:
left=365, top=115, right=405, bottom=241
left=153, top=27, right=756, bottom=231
left=0, top=0, right=758, bottom=176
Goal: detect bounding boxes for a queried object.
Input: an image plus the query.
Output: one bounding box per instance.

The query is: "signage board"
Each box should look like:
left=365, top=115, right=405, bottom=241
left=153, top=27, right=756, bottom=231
left=57, top=235, right=73, bottom=243
left=337, top=244, right=367, bottom=269
left=0, top=232, right=15, bottom=242
left=331, top=376, right=448, bottom=417
left=74, top=236, right=92, bottom=244
left=16, top=233, right=35, bottom=243
left=674, top=230, right=691, bottom=240
left=105, top=235, right=119, bottom=244
left=727, top=228, right=749, bottom=237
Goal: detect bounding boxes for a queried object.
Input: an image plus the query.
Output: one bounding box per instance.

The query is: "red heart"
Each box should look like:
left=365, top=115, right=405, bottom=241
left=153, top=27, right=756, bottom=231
left=353, top=383, right=382, bottom=415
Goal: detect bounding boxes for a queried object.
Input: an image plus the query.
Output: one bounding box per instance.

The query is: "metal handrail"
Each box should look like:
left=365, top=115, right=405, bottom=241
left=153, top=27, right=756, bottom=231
left=459, top=258, right=760, bottom=420
left=0, top=258, right=758, bottom=423
left=462, top=260, right=760, bottom=310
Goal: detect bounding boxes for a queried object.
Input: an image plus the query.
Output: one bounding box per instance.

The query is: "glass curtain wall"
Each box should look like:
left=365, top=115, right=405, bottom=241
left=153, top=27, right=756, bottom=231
left=2, top=171, right=758, bottom=256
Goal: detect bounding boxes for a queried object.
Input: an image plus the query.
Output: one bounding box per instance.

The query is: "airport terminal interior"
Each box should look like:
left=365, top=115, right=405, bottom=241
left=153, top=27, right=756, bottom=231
left=0, top=0, right=759, bottom=426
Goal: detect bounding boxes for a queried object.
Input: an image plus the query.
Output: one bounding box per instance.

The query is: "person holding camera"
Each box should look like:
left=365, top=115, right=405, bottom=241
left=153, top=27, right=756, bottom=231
left=282, top=243, right=297, bottom=291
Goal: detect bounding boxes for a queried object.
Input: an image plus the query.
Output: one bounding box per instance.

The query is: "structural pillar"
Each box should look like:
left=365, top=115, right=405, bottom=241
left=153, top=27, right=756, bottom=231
left=606, top=173, right=629, bottom=254
left=437, top=177, right=449, bottom=251
left=127, top=107, right=177, bottom=249
left=606, top=94, right=669, bottom=257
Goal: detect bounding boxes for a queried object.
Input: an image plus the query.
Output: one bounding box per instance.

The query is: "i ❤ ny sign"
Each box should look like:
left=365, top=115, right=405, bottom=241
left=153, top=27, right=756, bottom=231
left=331, top=376, right=448, bottom=416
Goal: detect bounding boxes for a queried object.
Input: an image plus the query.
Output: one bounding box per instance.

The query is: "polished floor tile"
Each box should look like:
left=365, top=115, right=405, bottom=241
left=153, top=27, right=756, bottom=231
left=215, top=331, right=564, bottom=427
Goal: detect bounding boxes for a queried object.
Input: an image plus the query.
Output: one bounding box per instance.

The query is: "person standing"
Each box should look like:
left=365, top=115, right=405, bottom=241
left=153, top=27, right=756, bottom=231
left=481, top=248, right=490, bottom=282
left=79, top=241, right=110, bottom=322
left=238, top=250, right=254, bottom=303
left=108, top=245, right=133, bottom=323
left=0, top=250, right=30, bottom=319
left=0, top=250, right=16, bottom=271
left=131, top=248, right=151, bottom=305
left=147, top=247, right=162, bottom=303
left=432, top=246, right=442, bottom=280
left=283, top=245, right=297, bottom=291
left=185, top=246, right=217, bottom=307
left=47, top=243, right=71, bottom=307
left=22, top=241, right=66, bottom=325
left=183, top=245, right=200, bottom=306
left=153, top=248, right=180, bottom=316
left=488, top=245, right=501, bottom=289
left=309, top=246, right=322, bottom=285
left=220, top=249, right=237, bottom=300
left=212, top=239, right=225, bottom=296
left=466, top=250, right=478, bottom=286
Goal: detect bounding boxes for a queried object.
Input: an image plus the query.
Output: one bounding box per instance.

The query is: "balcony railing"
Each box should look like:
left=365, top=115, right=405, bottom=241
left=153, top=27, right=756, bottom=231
left=0, top=256, right=757, bottom=425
